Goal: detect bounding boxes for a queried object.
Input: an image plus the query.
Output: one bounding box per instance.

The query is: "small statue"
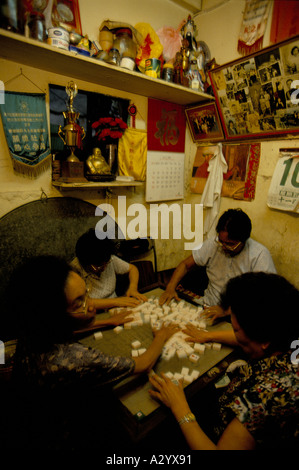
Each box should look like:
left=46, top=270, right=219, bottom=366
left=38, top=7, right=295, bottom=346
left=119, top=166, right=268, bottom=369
left=86, top=148, right=112, bottom=176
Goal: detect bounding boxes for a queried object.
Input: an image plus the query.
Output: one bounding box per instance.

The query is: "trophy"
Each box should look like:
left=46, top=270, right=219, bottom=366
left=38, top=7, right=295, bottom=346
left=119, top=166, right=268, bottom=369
left=58, top=81, right=85, bottom=162
left=58, top=81, right=87, bottom=181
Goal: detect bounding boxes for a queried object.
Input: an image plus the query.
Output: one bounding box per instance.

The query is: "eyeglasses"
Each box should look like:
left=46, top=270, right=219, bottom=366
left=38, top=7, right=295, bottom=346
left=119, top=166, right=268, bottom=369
left=68, top=288, right=90, bottom=316
left=215, top=236, right=243, bottom=252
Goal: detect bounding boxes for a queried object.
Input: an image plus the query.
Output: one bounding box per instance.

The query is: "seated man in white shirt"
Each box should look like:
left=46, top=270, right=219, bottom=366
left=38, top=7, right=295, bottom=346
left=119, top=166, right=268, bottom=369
left=159, top=208, right=276, bottom=323
left=72, top=229, right=147, bottom=311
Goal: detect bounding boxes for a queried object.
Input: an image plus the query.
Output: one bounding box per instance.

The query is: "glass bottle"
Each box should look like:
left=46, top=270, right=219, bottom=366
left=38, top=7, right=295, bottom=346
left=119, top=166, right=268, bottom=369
left=113, top=28, right=137, bottom=60
left=0, top=0, right=25, bottom=33
left=28, top=11, right=46, bottom=42
left=107, top=48, right=120, bottom=65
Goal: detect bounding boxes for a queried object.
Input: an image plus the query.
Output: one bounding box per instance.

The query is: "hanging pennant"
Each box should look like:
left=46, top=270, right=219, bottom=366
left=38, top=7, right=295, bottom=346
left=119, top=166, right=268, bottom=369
left=238, top=0, right=271, bottom=56
left=0, top=91, right=51, bottom=176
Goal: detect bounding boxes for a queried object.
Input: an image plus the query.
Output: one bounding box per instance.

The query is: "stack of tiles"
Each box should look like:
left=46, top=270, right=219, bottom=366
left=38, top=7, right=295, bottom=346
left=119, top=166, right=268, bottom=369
left=109, top=297, right=222, bottom=366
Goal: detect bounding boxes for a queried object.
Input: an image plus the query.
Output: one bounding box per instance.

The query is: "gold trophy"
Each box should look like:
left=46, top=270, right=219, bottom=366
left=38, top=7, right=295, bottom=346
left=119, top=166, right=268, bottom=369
left=58, top=81, right=87, bottom=181
left=58, top=81, right=85, bottom=162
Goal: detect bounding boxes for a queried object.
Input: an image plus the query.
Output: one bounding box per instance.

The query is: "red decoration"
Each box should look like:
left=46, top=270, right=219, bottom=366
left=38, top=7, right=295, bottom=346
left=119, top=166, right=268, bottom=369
left=270, top=0, right=299, bottom=44
left=147, top=98, right=186, bottom=153
left=92, top=117, right=127, bottom=141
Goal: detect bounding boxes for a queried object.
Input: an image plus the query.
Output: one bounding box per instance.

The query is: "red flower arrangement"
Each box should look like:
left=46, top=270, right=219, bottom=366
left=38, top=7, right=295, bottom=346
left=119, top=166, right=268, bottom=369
left=92, top=117, right=128, bottom=141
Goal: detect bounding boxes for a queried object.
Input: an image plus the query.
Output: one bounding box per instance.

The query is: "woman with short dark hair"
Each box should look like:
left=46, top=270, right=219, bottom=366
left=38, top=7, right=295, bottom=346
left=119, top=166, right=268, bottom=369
left=150, top=272, right=299, bottom=449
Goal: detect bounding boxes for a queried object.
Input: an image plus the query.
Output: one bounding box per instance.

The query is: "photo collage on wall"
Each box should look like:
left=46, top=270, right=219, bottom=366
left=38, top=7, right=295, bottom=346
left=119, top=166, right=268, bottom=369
left=210, top=37, right=299, bottom=140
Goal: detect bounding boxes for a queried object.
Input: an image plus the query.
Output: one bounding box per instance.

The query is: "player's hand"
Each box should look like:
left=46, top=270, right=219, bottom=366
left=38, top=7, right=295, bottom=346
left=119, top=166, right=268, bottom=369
left=113, top=296, right=141, bottom=308
left=202, top=305, right=226, bottom=324
left=149, top=372, right=187, bottom=411
left=109, top=310, right=134, bottom=326
left=159, top=288, right=180, bottom=306
left=153, top=323, right=180, bottom=343
left=182, top=323, right=211, bottom=343
left=125, top=288, right=147, bottom=302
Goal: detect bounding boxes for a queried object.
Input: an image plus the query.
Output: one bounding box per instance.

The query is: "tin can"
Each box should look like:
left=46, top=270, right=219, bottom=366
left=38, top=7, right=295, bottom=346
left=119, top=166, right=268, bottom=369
left=162, top=63, right=174, bottom=82
left=48, top=27, right=70, bottom=42
left=145, top=58, right=161, bottom=78
left=47, top=37, right=69, bottom=50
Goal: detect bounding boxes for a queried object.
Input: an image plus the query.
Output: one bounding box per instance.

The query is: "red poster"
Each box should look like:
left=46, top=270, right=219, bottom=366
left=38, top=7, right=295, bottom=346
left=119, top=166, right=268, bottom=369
left=147, top=98, right=186, bottom=153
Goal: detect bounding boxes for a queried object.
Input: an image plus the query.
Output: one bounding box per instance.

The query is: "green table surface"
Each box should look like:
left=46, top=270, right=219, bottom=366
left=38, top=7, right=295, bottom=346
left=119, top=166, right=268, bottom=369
left=80, top=288, right=234, bottom=418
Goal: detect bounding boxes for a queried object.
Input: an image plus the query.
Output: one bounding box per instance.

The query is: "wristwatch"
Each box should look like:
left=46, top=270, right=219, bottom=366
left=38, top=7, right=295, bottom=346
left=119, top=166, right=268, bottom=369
left=177, top=412, right=196, bottom=426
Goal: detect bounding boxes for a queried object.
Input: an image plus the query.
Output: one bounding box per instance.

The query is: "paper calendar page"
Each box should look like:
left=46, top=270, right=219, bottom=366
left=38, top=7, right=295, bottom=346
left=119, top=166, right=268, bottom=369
left=146, top=151, right=184, bottom=202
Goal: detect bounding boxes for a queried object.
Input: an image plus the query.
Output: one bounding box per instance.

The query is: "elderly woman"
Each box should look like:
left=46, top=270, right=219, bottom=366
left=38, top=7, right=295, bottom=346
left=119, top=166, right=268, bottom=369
left=7, top=255, right=178, bottom=449
left=150, top=272, right=299, bottom=450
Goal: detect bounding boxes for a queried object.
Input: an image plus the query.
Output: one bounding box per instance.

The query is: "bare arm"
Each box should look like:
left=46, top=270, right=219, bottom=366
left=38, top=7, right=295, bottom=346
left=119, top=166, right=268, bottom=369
left=91, top=296, right=141, bottom=310
left=183, top=324, right=238, bottom=347
left=149, top=373, right=256, bottom=450
left=133, top=325, right=179, bottom=373
left=125, top=264, right=148, bottom=301
left=159, top=255, right=196, bottom=305
left=73, top=310, right=135, bottom=335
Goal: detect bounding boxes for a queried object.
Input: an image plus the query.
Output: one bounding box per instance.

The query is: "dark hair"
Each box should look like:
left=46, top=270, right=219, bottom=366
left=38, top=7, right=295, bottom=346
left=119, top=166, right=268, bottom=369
left=220, top=272, right=299, bottom=352
left=75, top=229, right=115, bottom=267
left=216, top=209, right=252, bottom=242
left=10, top=256, right=74, bottom=351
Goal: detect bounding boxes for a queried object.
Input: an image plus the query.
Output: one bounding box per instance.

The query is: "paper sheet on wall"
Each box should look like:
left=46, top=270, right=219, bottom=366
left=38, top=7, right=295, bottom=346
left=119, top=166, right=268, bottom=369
left=267, top=149, right=299, bottom=213
left=146, top=151, right=184, bottom=202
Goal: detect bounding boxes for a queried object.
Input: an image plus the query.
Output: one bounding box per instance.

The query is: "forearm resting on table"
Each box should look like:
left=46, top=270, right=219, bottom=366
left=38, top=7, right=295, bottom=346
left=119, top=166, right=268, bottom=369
left=133, top=336, right=165, bottom=373
left=204, top=329, right=238, bottom=347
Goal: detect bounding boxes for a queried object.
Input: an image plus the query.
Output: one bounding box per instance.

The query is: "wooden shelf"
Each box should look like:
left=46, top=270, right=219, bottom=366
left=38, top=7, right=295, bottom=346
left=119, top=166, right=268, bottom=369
left=52, top=180, right=144, bottom=190
left=0, top=29, right=214, bottom=106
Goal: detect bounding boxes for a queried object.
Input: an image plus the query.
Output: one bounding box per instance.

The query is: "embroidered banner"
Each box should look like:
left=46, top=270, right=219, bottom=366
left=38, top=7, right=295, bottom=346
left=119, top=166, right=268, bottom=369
left=238, top=0, right=271, bottom=56
left=0, top=92, right=51, bottom=176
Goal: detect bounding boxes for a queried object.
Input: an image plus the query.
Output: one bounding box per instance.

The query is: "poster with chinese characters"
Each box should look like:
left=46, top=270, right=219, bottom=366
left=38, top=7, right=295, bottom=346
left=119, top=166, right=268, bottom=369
left=146, top=151, right=184, bottom=202
left=267, top=148, right=299, bottom=212
left=147, top=99, right=186, bottom=152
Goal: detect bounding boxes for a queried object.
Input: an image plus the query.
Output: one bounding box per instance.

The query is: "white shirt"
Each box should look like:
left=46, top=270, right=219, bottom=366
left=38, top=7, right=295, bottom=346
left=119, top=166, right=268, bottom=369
left=71, top=255, right=130, bottom=299
left=192, top=237, right=277, bottom=306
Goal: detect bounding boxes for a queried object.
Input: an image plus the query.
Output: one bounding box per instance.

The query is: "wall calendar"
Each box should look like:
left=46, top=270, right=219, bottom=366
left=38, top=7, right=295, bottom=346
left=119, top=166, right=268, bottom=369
left=146, top=151, right=184, bottom=202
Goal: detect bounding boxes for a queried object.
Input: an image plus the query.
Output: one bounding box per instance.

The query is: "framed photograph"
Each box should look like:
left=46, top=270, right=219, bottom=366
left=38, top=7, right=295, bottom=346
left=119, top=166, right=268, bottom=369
left=185, top=102, right=224, bottom=143
left=209, top=36, right=299, bottom=141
